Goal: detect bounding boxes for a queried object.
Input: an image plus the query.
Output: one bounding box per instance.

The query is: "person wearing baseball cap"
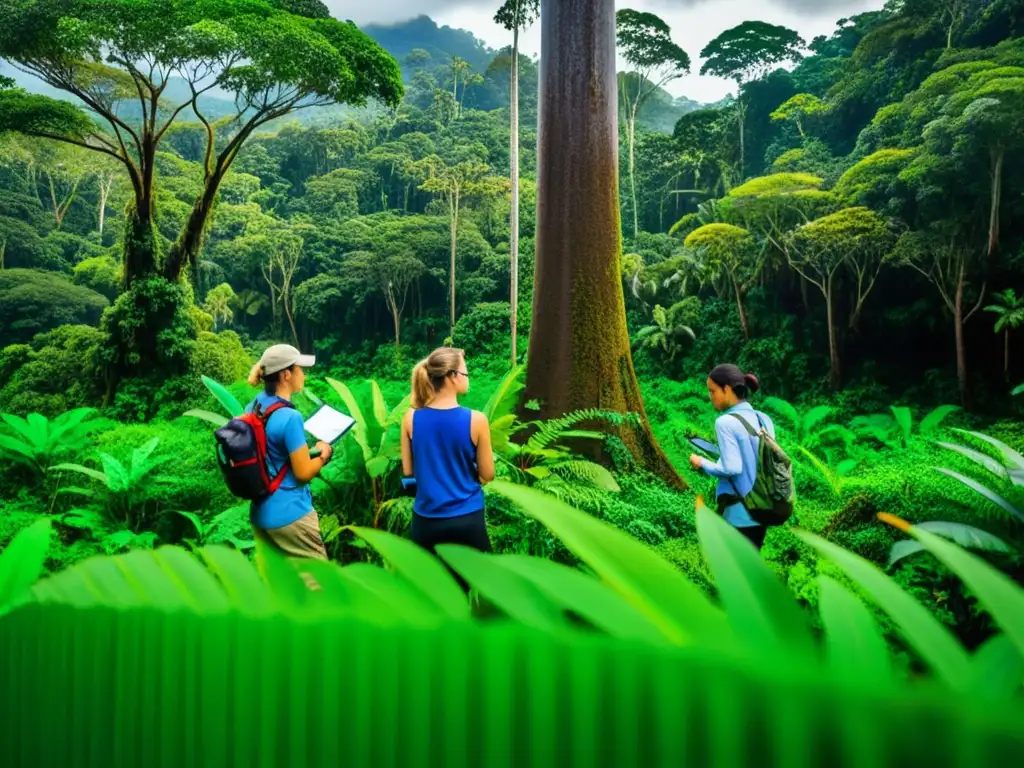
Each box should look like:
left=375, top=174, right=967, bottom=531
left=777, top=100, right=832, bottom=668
left=245, top=344, right=333, bottom=564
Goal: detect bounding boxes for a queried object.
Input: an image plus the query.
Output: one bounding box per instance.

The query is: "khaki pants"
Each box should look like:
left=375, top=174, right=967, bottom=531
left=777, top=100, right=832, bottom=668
left=253, top=510, right=328, bottom=590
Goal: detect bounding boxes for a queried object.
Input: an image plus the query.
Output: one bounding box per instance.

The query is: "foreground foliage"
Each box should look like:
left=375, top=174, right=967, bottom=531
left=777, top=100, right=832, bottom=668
left=1, top=483, right=1023, bottom=764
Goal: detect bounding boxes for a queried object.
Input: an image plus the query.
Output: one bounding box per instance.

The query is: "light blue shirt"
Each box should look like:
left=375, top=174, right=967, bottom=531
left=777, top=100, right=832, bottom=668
left=246, top=392, right=314, bottom=530
left=699, top=402, right=775, bottom=528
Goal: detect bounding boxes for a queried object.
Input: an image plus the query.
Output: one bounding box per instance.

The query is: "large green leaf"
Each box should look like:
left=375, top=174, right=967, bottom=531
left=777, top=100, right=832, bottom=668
left=197, top=546, right=275, bottom=614
left=488, top=480, right=731, bottom=647
left=890, top=405, right=913, bottom=446
left=761, top=396, right=799, bottom=432
left=937, top=441, right=1009, bottom=479
left=696, top=504, right=815, bottom=660
left=817, top=575, right=892, bottom=687
left=201, top=375, right=244, bottom=417
left=484, top=363, right=525, bottom=422
left=0, top=519, right=52, bottom=615
left=435, top=544, right=570, bottom=632
left=370, top=380, right=389, bottom=429
left=326, top=378, right=371, bottom=460
left=801, top=404, right=834, bottom=440
left=336, top=563, right=447, bottom=626
left=896, top=522, right=1024, bottom=660
left=0, top=434, right=37, bottom=463
left=183, top=409, right=230, bottom=428
left=919, top=405, right=960, bottom=436
left=51, top=462, right=109, bottom=485
left=888, top=522, right=1012, bottom=567
left=1, top=413, right=38, bottom=447
left=494, top=555, right=666, bottom=644
left=934, top=468, right=1024, bottom=522
left=795, top=529, right=971, bottom=690
left=347, top=526, right=469, bottom=620
left=968, top=634, right=1024, bottom=701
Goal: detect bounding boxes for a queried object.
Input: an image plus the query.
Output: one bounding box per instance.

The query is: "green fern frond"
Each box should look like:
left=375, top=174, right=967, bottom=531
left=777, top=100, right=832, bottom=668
left=549, top=460, right=621, bottom=492
left=526, top=409, right=641, bottom=452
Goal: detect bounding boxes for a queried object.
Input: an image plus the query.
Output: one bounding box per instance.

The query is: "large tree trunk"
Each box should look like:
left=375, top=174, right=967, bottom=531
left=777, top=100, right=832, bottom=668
left=164, top=169, right=226, bottom=282
left=510, top=24, right=521, bottom=366
left=826, top=278, right=841, bottom=390
left=526, top=0, right=684, bottom=490
left=738, top=97, right=746, bottom=181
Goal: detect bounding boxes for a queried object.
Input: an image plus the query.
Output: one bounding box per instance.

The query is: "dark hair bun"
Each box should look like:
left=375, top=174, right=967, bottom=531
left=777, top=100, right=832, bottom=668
left=743, top=373, right=760, bottom=394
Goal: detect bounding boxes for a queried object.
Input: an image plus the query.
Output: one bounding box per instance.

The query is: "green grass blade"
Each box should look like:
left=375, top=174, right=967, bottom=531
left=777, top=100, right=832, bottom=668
left=51, top=462, right=108, bottom=485
left=934, top=468, right=1024, bottom=523
left=183, top=410, right=230, bottom=428
left=435, top=544, right=570, bottom=632
left=817, top=575, right=893, bottom=687
left=201, top=375, right=243, bottom=417
left=495, top=555, right=667, bottom=644
left=696, top=504, right=815, bottom=659
left=968, top=634, right=1024, bottom=701
left=937, top=442, right=1009, bottom=479
left=896, top=522, right=1024, bottom=660
left=0, top=519, right=52, bottom=615
left=889, top=522, right=1011, bottom=568
left=347, top=526, right=469, bottom=620
left=795, top=529, right=971, bottom=690
left=488, top=480, right=731, bottom=647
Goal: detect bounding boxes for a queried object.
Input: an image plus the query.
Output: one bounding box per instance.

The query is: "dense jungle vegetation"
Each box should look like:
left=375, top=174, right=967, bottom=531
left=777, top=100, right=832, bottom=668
left=2, top=0, right=1024, bottom=761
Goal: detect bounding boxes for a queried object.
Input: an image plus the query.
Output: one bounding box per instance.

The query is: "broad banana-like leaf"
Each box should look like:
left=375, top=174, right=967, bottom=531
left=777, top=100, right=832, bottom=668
left=0, top=519, right=52, bottom=615
left=200, top=375, right=244, bottom=417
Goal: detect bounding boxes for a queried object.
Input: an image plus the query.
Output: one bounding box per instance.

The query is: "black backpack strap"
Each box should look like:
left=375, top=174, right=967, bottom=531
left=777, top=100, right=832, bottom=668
left=255, top=400, right=295, bottom=423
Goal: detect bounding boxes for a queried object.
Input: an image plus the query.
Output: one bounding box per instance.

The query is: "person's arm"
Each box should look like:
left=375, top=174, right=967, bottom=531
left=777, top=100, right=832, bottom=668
left=401, top=408, right=414, bottom=477
left=281, top=412, right=331, bottom=483
left=471, top=411, right=496, bottom=484
left=699, top=419, right=743, bottom=479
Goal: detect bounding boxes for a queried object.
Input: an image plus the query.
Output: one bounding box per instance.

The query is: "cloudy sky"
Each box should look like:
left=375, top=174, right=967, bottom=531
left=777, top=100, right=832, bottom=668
left=328, top=0, right=886, bottom=102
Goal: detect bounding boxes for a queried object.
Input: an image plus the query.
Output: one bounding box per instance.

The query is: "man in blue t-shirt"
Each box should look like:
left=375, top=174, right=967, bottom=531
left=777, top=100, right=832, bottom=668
left=245, top=344, right=334, bottom=562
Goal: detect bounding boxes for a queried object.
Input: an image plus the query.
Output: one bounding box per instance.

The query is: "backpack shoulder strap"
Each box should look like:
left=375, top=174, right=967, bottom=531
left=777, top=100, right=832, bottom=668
left=257, top=400, right=295, bottom=423
left=727, top=412, right=758, bottom=437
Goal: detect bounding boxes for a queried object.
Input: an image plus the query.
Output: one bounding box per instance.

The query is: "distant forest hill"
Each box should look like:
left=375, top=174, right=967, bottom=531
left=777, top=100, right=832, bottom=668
left=0, top=14, right=719, bottom=134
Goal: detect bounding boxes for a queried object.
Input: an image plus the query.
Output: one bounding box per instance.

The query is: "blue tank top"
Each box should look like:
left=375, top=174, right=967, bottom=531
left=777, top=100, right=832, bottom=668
left=411, top=406, right=485, bottom=519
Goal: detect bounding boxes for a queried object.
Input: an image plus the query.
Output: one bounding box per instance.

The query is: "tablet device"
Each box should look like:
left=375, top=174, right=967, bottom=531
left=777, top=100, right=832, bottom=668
left=687, top=436, right=720, bottom=457
left=305, top=404, right=357, bottom=445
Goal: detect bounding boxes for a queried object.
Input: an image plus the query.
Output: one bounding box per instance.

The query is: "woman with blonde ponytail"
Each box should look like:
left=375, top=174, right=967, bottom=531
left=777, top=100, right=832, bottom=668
left=401, top=347, right=496, bottom=573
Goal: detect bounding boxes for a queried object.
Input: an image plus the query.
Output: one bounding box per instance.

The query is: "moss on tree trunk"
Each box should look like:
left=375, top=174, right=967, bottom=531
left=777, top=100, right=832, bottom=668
left=525, top=0, right=684, bottom=490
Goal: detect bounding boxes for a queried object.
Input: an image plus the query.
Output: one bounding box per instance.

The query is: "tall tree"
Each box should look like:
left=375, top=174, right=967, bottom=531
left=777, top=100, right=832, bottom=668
left=700, top=22, right=805, bottom=179
left=495, top=0, right=540, bottom=367
left=615, top=9, right=690, bottom=241
left=985, top=289, right=1024, bottom=382
left=684, top=223, right=759, bottom=340
left=418, top=157, right=492, bottom=333
left=784, top=207, right=895, bottom=389
left=0, top=0, right=401, bottom=380
left=528, top=0, right=682, bottom=489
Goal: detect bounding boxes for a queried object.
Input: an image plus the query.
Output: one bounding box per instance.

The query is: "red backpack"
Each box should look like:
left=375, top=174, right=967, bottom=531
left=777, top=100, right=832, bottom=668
left=214, top=401, right=294, bottom=501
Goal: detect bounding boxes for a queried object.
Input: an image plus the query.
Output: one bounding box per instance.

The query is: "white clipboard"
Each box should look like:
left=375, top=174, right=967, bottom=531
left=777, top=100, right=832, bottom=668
left=304, top=404, right=357, bottom=444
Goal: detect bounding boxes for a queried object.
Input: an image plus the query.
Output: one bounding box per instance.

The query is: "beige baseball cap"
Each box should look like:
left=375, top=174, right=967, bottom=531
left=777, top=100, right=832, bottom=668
left=258, top=344, right=316, bottom=375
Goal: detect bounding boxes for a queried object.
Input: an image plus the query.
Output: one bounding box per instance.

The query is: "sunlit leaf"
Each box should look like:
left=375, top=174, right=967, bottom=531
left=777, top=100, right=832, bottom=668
left=817, top=575, right=892, bottom=687
left=201, top=375, right=243, bottom=417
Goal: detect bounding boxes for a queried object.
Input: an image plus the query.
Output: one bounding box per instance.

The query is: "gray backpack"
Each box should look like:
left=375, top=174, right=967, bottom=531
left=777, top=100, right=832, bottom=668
left=729, top=412, right=795, bottom=527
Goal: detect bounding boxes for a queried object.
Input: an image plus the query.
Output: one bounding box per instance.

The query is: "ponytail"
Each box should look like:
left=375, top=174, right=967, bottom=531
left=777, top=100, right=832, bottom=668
left=709, top=364, right=760, bottom=400
left=410, top=347, right=466, bottom=409
left=411, top=360, right=435, bottom=409
left=247, top=363, right=263, bottom=387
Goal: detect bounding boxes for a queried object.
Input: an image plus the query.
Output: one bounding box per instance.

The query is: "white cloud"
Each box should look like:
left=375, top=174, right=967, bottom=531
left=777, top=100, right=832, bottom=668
left=327, top=0, right=886, bottom=103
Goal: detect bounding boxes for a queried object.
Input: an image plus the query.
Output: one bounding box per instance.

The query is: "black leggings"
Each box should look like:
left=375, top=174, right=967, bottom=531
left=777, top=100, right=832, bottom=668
left=410, top=509, right=491, bottom=591
left=737, top=524, right=767, bottom=551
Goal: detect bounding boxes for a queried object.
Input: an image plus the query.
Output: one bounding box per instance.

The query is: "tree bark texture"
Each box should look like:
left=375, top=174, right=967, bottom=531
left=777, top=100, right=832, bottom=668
left=526, top=0, right=684, bottom=489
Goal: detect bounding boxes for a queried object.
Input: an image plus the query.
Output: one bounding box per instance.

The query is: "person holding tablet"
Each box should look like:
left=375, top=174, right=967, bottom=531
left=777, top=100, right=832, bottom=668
left=246, top=344, right=334, bottom=561
left=689, top=363, right=776, bottom=551
left=400, top=347, right=496, bottom=568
